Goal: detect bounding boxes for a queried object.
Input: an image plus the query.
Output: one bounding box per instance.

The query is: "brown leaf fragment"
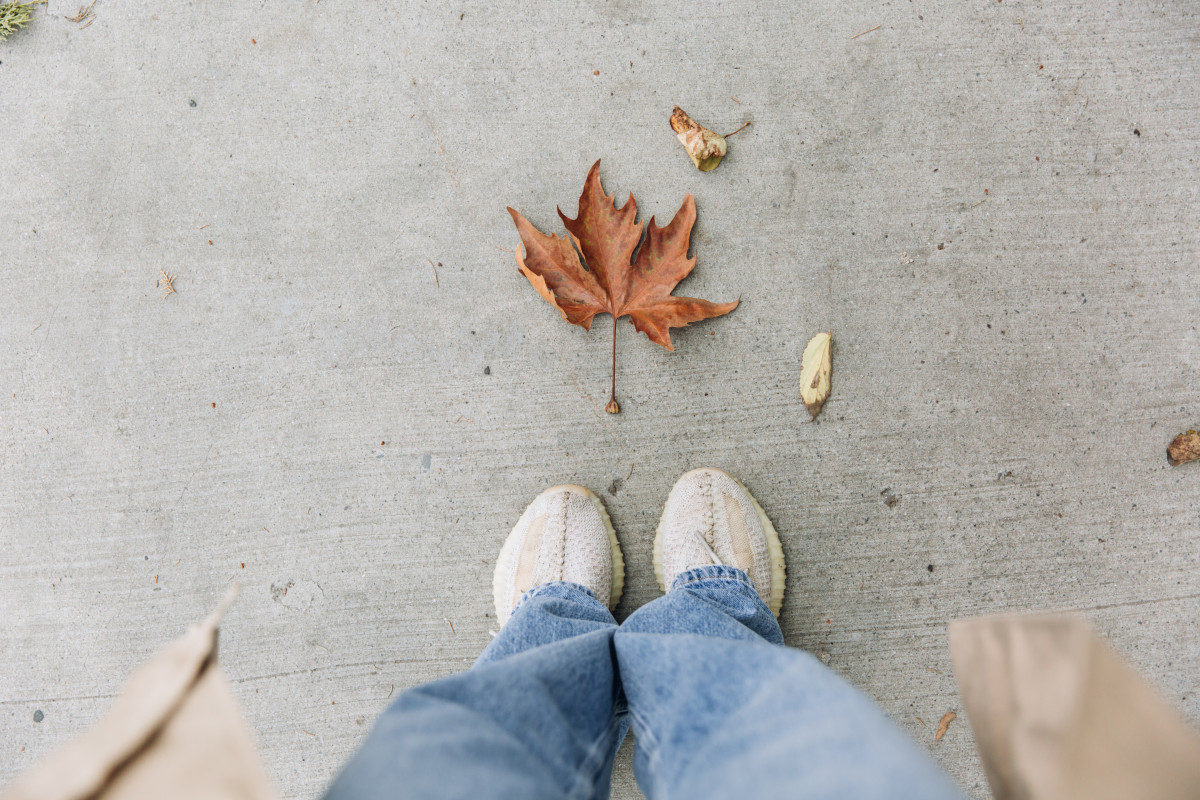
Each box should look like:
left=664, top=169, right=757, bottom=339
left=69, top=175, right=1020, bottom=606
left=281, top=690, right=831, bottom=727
left=935, top=711, right=956, bottom=742
left=1167, top=430, right=1200, bottom=466
left=508, top=160, right=738, bottom=413
left=669, top=106, right=728, bottom=171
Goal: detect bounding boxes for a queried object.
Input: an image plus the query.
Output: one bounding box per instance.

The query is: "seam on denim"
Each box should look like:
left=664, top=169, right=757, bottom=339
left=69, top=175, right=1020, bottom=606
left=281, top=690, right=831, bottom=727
left=566, top=712, right=625, bottom=800
left=670, top=564, right=752, bottom=586
left=678, top=577, right=776, bottom=623
left=672, top=572, right=754, bottom=591
left=530, top=580, right=599, bottom=601
left=626, top=704, right=666, bottom=792
left=510, top=581, right=599, bottom=617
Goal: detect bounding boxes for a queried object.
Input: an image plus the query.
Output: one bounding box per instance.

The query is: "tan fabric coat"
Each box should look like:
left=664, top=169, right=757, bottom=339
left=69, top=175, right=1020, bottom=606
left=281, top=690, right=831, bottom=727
left=950, top=614, right=1200, bottom=800
left=1, top=589, right=276, bottom=800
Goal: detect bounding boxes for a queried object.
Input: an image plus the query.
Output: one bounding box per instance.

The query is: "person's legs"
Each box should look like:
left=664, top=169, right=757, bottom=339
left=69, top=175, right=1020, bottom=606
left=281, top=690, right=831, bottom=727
left=616, top=568, right=964, bottom=799
left=614, top=469, right=965, bottom=799
left=325, top=486, right=628, bottom=800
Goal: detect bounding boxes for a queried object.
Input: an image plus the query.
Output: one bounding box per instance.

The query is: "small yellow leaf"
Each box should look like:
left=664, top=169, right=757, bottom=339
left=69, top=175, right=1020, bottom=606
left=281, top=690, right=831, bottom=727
left=669, top=106, right=727, bottom=171
left=799, top=332, right=832, bottom=418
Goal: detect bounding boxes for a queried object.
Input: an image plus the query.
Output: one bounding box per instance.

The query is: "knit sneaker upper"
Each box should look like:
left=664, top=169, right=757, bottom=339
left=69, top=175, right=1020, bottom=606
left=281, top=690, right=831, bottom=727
left=654, top=468, right=785, bottom=615
left=494, top=485, right=623, bottom=624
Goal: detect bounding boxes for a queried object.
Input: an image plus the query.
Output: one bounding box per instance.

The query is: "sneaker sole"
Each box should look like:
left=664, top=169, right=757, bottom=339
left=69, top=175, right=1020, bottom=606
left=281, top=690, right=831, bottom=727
left=652, top=468, right=787, bottom=617
left=493, top=484, right=624, bottom=622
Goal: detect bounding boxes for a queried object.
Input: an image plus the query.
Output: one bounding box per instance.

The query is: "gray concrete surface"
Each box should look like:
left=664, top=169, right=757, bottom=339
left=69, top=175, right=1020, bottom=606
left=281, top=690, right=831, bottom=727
left=2, top=0, right=1199, bottom=797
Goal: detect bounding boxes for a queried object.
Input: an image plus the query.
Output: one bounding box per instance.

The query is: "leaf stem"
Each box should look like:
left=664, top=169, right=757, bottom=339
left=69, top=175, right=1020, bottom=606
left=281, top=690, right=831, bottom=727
left=606, top=316, right=620, bottom=414
left=724, top=121, right=752, bottom=138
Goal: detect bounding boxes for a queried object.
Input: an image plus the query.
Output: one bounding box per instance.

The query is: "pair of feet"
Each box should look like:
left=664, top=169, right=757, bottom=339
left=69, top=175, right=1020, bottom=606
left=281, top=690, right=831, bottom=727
left=493, top=468, right=787, bottom=625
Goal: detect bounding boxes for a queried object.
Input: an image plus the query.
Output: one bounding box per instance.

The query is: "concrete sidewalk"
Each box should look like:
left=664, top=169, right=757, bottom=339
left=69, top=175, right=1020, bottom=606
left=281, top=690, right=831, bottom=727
left=2, top=1, right=1198, bottom=797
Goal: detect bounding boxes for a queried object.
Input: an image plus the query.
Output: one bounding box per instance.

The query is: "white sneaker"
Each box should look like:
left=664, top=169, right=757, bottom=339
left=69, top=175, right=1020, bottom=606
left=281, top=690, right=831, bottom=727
left=493, top=485, right=624, bottom=625
left=653, top=468, right=786, bottom=616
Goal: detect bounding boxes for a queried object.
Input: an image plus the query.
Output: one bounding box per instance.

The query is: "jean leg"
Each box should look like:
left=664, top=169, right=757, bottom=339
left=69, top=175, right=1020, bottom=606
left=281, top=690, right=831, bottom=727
left=325, top=582, right=627, bottom=800
left=613, top=565, right=965, bottom=800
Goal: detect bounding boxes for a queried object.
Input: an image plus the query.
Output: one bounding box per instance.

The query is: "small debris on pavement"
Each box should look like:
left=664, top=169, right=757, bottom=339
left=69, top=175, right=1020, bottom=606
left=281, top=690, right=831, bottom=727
left=1167, top=430, right=1200, bottom=466
left=850, top=24, right=881, bottom=39
left=0, top=1, right=45, bottom=41
left=64, top=0, right=93, bottom=26
left=800, top=332, right=832, bottom=418
left=935, top=711, right=956, bottom=742
left=157, top=269, right=177, bottom=299
left=669, top=106, right=747, bottom=171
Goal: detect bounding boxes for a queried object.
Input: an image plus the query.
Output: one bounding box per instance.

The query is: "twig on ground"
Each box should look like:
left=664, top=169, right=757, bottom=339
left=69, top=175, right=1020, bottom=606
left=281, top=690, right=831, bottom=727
left=157, top=268, right=177, bottom=299
left=64, top=0, right=94, bottom=24
left=724, top=121, right=751, bottom=138
left=427, top=258, right=440, bottom=288
left=850, top=24, right=881, bottom=40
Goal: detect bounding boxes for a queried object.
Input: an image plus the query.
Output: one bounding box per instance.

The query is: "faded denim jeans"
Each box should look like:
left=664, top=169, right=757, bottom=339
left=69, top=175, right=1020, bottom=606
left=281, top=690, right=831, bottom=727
left=324, top=565, right=966, bottom=799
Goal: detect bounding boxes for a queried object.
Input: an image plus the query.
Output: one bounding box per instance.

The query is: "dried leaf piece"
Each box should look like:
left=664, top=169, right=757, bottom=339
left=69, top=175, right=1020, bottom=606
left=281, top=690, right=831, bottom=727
left=508, top=160, right=739, bottom=413
left=1168, top=430, right=1200, bottom=466
left=799, top=332, right=832, bottom=418
left=64, top=0, right=94, bottom=24
left=935, top=711, right=956, bottom=742
left=670, top=106, right=727, bottom=171
left=157, top=268, right=177, bottom=299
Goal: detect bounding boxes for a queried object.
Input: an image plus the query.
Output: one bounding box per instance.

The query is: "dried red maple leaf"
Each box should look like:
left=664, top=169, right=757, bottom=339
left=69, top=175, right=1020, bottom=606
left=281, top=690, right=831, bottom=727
left=508, top=160, right=738, bottom=413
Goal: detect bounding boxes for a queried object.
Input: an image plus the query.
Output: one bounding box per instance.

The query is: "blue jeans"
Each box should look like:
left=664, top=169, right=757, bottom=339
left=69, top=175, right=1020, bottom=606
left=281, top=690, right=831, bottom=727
left=325, top=566, right=965, bottom=799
